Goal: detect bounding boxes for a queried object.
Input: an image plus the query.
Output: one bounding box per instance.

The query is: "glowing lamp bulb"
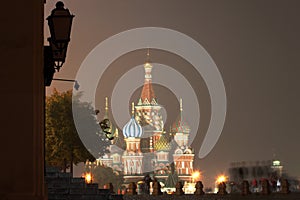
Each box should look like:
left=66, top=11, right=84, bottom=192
left=192, top=171, right=200, bottom=180
left=85, top=173, right=92, bottom=184
left=216, top=175, right=227, bottom=184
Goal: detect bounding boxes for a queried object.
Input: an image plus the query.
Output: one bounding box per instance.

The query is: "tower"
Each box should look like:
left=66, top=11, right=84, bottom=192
left=122, top=103, right=144, bottom=183
left=172, top=98, right=194, bottom=182
left=98, top=97, right=122, bottom=170
left=173, top=99, right=190, bottom=146
left=135, top=50, right=164, bottom=152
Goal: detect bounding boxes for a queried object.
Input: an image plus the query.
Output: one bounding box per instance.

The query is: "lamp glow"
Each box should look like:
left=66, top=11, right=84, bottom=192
left=216, top=175, right=227, bottom=184
left=192, top=171, right=200, bottom=182
left=85, top=172, right=92, bottom=184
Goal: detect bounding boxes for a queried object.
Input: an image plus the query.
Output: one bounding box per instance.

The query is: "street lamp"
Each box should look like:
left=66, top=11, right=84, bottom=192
left=44, top=1, right=74, bottom=86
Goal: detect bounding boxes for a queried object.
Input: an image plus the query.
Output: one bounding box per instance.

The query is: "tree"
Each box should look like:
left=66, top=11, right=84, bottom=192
left=46, top=89, right=110, bottom=172
left=92, top=165, right=124, bottom=190
left=165, top=163, right=179, bottom=188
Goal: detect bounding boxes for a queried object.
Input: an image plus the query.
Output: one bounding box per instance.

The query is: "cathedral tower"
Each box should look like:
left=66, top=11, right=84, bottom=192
left=135, top=50, right=164, bottom=152
left=122, top=103, right=144, bottom=182
left=172, top=98, right=194, bottom=182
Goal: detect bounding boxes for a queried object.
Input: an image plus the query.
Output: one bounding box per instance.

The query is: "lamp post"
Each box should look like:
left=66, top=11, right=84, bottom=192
left=44, top=1, right=74, bottom=86
left=52, top=78, right=80, bottom=90
left=44, top=0, right=74, bottom=177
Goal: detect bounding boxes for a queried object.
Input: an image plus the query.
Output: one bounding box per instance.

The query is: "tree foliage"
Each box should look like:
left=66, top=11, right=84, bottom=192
left=46, top=89, right=109, bottom=171
left=92, top=165, right=124, bottom=190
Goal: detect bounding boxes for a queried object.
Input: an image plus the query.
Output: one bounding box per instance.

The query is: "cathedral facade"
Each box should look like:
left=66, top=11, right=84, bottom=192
left=87, top=56, right=195, bottom=184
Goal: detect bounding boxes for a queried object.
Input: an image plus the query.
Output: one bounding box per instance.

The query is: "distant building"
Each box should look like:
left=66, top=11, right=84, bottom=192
left=271, top=160, right=283, bottom=178
left=228, top=160, right=283, bottom=184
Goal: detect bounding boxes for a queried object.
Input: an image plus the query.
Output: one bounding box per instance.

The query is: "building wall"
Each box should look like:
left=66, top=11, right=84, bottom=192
left=0, top=1, right=45, bottom=199
left=228, top=160, right=279, bottom=183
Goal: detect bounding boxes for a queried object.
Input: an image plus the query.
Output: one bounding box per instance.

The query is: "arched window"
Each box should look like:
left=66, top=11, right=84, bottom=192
left=184, top=149, right=192, bottom=154
left=175, top=149, right=183, bottom=154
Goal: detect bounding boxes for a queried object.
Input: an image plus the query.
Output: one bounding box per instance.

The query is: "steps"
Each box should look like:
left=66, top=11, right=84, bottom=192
left=45, top=167, right=121, bottom=200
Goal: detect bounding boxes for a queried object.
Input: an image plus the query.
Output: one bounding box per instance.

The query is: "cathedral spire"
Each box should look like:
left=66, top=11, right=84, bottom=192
left=144, top=49, right=152, bottom=81
left=139, top=49, right=156, bottom=105
left=180, top=98, right=183, bottom=112
left=180, top=98, right=183, bottom=126
left=172, top=98, right=190, bottom=135
left=146, top=48, right=150, bottom=63
left=104, top=97, right=109, bottom=119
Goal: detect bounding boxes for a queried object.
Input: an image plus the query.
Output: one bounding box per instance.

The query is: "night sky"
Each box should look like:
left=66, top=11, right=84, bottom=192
left=45, top=0, right=300, bottom=188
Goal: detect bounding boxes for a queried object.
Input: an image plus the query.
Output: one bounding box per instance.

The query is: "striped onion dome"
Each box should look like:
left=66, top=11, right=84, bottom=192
left=122, top=116, right=143, bottom=138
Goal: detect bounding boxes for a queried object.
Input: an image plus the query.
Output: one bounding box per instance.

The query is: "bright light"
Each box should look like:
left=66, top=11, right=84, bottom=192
left=187, top=183, right=196, bottom=193
left=273, top=160, right=280, bottom=166
left=183, top=182, right=196, bottom=194
left=192, top=171, right=200, bottom=182
left=216, top=175, right=227, bottom=184
left=85, top=172, right=92, bottom=184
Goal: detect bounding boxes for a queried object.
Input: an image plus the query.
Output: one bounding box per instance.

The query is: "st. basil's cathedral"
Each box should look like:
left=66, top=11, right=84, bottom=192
left=86, top=53, right=195, bottom=186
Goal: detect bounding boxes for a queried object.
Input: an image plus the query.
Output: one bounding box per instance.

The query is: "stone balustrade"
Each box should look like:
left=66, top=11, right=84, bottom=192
left=46, top=167, right=298, bottom=200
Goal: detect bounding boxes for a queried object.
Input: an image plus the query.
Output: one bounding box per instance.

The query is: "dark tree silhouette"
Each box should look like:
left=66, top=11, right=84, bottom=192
left=46, top=89, right=110, bottom=173
left=92, top=165, right=124, bottom=190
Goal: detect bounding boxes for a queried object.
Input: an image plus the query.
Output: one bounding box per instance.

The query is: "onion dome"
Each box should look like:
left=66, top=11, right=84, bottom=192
left=172, top=98, right=190, bottom=134
left=172, top=119, right=190, bottom=134
left=154, top=132, right=171, bottom=152
left=122, top=102, right=143, bottom=138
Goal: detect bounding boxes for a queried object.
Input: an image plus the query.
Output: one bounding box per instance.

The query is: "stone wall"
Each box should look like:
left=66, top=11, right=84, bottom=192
left=0, top=0, right=45, bottom=199
left=46, top=169, right=299, bottom=200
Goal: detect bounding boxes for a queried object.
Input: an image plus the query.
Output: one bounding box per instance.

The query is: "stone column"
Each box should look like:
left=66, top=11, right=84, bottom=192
left=194, top=181, right=205, bottom=195
left=280, top=179, right=290, bottom=194
left=175, top=182, right=184, bottom=195
left=105, top=183, right=114, bottom=193
left=261, top=179, right=270, bottom=195
left=152, top=180, right=162, bottom=195
left=127, top=182, right=137, bottom=195
left=217, top=182, right=227, bottom=195
left=241, top=180, right=251, bottom=195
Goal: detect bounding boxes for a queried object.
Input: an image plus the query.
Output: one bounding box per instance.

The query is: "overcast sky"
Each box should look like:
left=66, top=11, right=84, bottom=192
left=45, top=0, right=300, bottom=187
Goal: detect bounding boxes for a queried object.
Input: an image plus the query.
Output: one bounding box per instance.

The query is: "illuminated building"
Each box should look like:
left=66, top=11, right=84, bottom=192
left=90, top=52, right=195, bottom=184
left=135, top=51, right=164, bottom=152
left=172, top=99, right=194, bottom=182
left=154, top=131, right=171, bottom=175
left=122, top=103, right=144, bottom=182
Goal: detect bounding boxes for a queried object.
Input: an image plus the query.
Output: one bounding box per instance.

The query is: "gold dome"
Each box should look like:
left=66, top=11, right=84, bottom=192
left=154, top=132, right=171, bottom=151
